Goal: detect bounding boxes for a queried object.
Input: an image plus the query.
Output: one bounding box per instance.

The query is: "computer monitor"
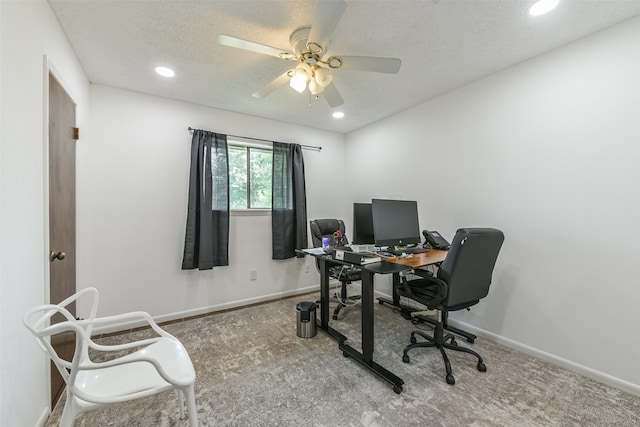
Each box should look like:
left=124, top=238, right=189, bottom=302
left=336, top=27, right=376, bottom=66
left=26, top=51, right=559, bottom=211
left=352, top=203, right=375, bottom=244
left=371, top=199, right=422, bottom=248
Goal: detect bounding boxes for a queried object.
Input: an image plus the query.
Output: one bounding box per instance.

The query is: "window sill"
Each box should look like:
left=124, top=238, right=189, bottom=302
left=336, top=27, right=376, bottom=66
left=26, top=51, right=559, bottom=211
left=231, top=209, right=271, bottom=217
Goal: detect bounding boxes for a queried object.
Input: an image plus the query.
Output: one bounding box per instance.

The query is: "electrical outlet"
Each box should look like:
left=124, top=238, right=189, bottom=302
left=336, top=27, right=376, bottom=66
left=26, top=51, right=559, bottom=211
left=249, top=269, right=257, bottom=281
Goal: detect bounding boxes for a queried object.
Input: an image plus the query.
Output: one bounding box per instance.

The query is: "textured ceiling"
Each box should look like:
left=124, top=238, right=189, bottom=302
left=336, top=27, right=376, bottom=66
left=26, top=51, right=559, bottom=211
left=48, top=0, right=640, bottom=134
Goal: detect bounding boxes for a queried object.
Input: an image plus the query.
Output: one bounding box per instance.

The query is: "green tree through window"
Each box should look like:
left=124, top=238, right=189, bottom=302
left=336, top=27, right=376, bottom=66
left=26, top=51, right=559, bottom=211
left=228, top=143, right=272, bottom=209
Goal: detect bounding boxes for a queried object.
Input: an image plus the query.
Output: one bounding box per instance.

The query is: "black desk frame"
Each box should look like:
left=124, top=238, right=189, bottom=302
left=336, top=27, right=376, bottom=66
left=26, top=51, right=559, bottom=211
left=315, top=256, right=411, bottom=394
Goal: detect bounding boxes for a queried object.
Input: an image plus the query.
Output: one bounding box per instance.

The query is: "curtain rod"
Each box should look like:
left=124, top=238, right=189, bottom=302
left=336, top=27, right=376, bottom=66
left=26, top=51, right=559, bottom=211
left=187, top=127, right=321, bottom=151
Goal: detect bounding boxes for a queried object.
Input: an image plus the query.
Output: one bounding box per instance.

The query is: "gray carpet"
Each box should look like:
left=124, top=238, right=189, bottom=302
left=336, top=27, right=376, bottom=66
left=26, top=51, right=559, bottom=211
left=46, top=293, right=640, bottom=426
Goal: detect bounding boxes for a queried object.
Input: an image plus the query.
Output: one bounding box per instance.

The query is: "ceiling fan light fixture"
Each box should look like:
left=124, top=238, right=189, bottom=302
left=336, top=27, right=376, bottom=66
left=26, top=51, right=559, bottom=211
left=314, top=67, right=333, bottom=87
left=294, top=63, right=312, bottom=81
left=290, top=63, right=314, bottom=93
left=309, top=78, right=324, bottom=95
left=218, top=1, right=399, bottom=108
left=289, top=74, right=307, bottom=93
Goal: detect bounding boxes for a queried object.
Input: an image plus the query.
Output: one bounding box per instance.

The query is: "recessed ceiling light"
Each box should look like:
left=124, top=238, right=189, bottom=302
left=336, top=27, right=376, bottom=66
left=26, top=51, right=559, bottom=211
left=155, top=66, right=175, bottom=77
left=332, top=112, right=344, bottom=119
left=529, top=0, right=559, bottom=16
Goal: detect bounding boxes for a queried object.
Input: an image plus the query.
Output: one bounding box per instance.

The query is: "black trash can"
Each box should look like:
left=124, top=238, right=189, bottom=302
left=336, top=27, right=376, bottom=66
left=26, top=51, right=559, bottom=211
left=296, top=302, right=317, bottom=338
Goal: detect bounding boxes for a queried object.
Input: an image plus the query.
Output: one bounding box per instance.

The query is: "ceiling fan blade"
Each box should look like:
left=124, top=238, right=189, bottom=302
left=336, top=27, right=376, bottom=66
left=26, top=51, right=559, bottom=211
left=337, top=56, right=402, bottom=74
left=252, top=71, right=291, bottom=98
left=322, top=82, right=344, bottom=108
left=308, top=0, right=347, bottom=50
left=217, top=34, right=294, bottom=59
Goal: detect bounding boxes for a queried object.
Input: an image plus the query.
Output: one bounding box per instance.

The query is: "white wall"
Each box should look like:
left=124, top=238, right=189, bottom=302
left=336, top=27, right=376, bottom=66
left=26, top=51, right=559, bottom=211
left=0, top=3, right=344, bottom=425
left=0, top=1, right=90, bottom=426
left=80, top=85, right=346, bottom=321
left=346, top=16, right=640, bottom=394
left=2, top=3, right=638, bottom=426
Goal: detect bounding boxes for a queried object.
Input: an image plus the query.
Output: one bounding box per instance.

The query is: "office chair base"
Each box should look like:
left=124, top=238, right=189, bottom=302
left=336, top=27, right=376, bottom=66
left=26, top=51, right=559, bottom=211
left=332, top=294, right=361, bottom=320
left=402, top=329, right=486, bottom=385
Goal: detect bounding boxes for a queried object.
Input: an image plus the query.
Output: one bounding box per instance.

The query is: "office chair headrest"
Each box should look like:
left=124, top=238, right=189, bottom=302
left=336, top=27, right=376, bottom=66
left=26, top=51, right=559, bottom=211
left=309, top=219, right=349, bottom=247
left=311, top=219, right=344, bottom=235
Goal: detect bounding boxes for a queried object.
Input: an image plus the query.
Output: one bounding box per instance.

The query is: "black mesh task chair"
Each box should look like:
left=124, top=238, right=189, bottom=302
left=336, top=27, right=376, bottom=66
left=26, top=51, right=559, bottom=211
left=399, top=228, right=504, bottom=385
left=309, top=219, right=362, bottom=320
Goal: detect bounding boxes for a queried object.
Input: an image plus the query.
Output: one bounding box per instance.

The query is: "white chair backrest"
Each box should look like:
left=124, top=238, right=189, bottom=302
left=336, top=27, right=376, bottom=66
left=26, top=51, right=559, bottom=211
left=23, top=287, right=198, bottom=426
left=23, top=287, right=99, bottom=385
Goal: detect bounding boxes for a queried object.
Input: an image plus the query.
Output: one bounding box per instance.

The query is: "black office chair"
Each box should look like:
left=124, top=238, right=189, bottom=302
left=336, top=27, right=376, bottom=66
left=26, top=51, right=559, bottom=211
left=399, top=228, right=504, bottom=385
left=309, top=219, right=362, bottom=320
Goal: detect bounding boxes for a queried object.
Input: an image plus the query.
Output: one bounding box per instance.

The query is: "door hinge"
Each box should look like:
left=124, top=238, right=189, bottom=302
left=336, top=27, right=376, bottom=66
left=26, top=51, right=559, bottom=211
left=73, top=127, right=79, bottom=140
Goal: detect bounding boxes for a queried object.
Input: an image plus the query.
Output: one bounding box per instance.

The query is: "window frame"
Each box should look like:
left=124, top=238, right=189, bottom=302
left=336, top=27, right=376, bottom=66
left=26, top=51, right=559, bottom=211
left=227, top=138, right=273, bottom=216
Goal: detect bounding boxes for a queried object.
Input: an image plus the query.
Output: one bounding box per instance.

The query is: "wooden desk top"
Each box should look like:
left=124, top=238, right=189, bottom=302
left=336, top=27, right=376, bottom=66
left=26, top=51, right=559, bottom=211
left=384, top=249, right=448, bottom=269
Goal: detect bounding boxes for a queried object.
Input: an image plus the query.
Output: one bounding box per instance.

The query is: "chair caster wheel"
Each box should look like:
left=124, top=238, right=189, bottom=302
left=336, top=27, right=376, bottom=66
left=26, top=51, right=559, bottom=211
left=467, top=337, right=475, bottom=343
left=393, top=385, right=403, bottom=394
left=446, top=374, right=455, bottom=385
left=332, top=315, right=338, bottom=320
left=410, top=336, right=417, bottom=344
left=378, top=299, right=384, bottom=304
left=477, top=362, right=487, bottom=372
left=450, top=338, right=457, bottom=346
left=402, top=354, right=410, bottom=363
left=343, top=351, right=349, bottom=358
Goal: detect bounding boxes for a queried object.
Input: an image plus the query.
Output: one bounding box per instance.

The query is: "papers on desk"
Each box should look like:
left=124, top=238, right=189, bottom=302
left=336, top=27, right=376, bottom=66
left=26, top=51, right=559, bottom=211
left=302, top=247, right=327, bottom=256
left=301, top=247, right=382, bottom=265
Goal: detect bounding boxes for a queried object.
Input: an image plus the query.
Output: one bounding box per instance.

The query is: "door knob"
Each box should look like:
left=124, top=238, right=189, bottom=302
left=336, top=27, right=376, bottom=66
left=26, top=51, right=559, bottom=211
left=50, top=251, right=66, bottom=261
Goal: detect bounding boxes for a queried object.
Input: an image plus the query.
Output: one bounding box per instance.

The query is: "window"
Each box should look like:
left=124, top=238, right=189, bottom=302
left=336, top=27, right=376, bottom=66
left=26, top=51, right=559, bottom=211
left=228, top=141, right=272, bottom=210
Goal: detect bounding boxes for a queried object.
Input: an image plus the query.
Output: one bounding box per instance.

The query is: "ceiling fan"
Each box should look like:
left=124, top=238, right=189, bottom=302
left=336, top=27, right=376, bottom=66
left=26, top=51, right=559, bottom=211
left=217, top=0, right=401, bottom=108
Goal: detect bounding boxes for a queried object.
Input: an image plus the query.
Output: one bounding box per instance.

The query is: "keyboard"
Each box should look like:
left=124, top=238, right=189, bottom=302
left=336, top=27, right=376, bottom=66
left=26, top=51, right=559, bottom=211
left=392, top=246, right=428, bottom=255
left=376, top=251, right=396, bottom=258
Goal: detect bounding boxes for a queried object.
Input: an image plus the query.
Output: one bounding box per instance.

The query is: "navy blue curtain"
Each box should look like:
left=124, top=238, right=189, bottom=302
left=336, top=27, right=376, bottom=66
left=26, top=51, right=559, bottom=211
left=272, top=142, right=308, bottom=259
left=182, top=129, right=229, bottom=269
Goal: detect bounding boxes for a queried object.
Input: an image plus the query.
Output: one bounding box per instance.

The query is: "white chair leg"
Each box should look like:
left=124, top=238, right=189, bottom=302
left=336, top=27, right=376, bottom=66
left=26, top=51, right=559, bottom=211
left=175, top=389, right=185, bottom=420
left=185, top=385, right=198, bottom=427
left=59, top=396, right=78, bottom=427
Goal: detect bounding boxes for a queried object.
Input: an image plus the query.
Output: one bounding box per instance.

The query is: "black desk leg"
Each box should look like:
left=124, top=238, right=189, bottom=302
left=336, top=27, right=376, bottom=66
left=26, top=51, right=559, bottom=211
left=361, top=270, right=374, bottom=363
left=392, top=272, right=401, bottom=306
left=339, top=270, right=404, bottom=393
left=316, top=257, right=347, bottom=344
left=318, top=258, right=330, bottom=330
left=376, top=272, right=401, bottom=309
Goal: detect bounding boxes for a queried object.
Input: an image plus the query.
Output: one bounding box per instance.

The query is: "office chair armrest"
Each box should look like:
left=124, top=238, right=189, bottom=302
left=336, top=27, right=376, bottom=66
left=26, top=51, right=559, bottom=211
left=398, top=276, right=415, bottom=297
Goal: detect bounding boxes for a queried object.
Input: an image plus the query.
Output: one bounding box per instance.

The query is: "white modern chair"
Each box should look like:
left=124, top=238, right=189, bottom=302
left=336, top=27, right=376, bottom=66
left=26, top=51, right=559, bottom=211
left=23, top=287, right=198, bottom=427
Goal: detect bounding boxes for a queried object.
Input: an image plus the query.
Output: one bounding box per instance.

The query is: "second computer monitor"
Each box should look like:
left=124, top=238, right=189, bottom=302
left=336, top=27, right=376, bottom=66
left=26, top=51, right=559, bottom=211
left=352, top=203, right=375, bottom=244
left=371, top=199, right=422, bottom=248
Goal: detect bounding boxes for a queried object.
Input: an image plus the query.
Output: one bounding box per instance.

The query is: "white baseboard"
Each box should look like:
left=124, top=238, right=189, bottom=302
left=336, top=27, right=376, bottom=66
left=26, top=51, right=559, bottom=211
left=92, top=285, right=322, bottom=335
left=447, top=318, right=640, bottom=397
left=35, top=407, right=50, bottom=427
left=371, top=289, right=640, bottom=396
